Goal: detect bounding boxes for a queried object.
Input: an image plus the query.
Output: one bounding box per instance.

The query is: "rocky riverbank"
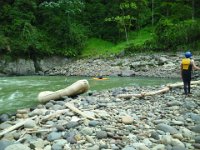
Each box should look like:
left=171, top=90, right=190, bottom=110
left=44, top=54, right=182, bottom=78
left=0, top=53, right=200, bottom=150
left=1, top=53, right=200, bottom=79
left=1, top=84, right=200, bottom=150
left=1, top=53, right=198, bottom=78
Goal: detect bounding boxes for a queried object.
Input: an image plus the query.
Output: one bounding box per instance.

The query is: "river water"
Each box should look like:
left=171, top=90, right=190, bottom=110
left=0, top=76, right=179, bottom=114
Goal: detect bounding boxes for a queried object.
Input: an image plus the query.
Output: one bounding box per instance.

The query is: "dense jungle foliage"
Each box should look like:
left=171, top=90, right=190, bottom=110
left=0, top=0, right=200, bottom=58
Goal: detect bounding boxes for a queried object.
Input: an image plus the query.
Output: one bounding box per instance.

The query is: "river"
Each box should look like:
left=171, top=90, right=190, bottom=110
left=0, top=76, right=179, bottom=114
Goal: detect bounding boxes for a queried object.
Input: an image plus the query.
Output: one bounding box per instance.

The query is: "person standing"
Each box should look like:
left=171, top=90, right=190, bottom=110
left=181, top=51, right=200, bottom=95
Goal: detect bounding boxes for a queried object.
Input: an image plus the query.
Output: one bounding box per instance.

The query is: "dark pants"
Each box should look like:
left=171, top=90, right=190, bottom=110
left=183, top=78, right=191, bottom=95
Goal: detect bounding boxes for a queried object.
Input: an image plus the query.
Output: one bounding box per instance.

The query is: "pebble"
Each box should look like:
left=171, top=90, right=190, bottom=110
left=5, top=144, right=30, bottom=150
left=122, top=116, right=134, bottom=124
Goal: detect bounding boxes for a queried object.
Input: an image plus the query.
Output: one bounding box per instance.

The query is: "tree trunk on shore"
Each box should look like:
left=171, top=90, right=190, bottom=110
left=118, top=80, right=200, bottom=99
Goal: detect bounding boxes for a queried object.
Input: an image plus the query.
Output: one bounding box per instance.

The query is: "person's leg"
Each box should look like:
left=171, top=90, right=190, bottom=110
left=188, top=80, right=191, bottom=94
left=183, top=80, right=188, bottom=95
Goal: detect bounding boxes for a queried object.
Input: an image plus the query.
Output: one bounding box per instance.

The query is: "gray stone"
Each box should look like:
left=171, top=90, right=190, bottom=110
left=87, top=145, right=100, bottom=150
left=0, top=123, right=12, bottom=130
left=5, top=59, right=35, bottom=75
left=156, top=123, right=178, bottom=134
left=24, top=119, right=36, bottom=128
left=167, top=100, right=181, bottom=106
left=122, top=146, right=136, bottom=150
left=193, top=143, right=200, bottom=149
left=89, top=120, right=99, bottom=127
left=55, top=125, right=65, bottom=131
left=195, top=136, right=200, bottom=143
left=184, top=101, right=198, bottom=110
left=96, top=131, right=107, bottom=139
left=150, top=131, right=160, bottom=140
left=63, top=132, right=77, bottom=144
left=66, top=121, right=79, bottom=129
left=191, top=125, right=200, bottom=133
left=81, top=127, right=93, bottom=135
left=0, top=114, right=10, bottom=122
left=0, top=140, right=14, bottom=150
left=5, top=144, right=30, bottom=150
left=47, top=132, right=62, bottom=141
left=52, top=143, right=62, bottom=150
left=190, top=114, right=200, bottom=122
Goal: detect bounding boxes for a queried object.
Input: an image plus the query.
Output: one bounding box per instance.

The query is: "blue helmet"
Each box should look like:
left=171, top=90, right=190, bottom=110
left=185, top=51, right=192, bottom=58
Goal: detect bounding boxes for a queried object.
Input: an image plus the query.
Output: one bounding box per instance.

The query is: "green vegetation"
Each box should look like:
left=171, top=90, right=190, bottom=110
left=0, top=0, right=200, bottom=59
left=81, top=27, right=154, bottom=57
left=81, top=38, right=114, bottom=57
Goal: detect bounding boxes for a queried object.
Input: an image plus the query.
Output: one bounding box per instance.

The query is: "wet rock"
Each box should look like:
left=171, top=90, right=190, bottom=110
left=24, top=119, right=36, bottom=128
left=195, top=136, right=200, bottom=144
left=89, top=120, right=100, bottom=127
left=193, top=143, right=200, bottom=149
left=47, top=132, right=62, bottom=141
left=81, top=127, right=93, bottom=135
left=156, top=123, right=178, bottom=134
left=0, top=123, right=12, bottom=130
left=191, top=125, right=200, bottom=133
left=87, top=145, right=100, bottom=150
left=65, top=121, right=79, bottom=129
left=0, top=140, right=14, bottom=150
left=63, top=132, right=77, bottom=144
left=0, top=114, right=10, bottom=123
left=150, top=131, right=160, bottom=140
left=5, top=144, right=30, bottom=150
left=55, top=125, right=65, bottom=131
left=171, top=145, right=186, bottom=150
left=122, top=146, right=136, bottom=150
left=51, top=143, right=62, bottom=150
left=96, top=131, right=107, bottom=139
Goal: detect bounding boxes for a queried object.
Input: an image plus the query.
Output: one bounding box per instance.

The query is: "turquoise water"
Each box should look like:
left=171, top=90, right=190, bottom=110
left=0, top=76, right=178, bottom=114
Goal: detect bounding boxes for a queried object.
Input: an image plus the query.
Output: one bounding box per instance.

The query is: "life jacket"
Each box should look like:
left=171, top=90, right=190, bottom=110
left=182, top=58, right=191, bottom=70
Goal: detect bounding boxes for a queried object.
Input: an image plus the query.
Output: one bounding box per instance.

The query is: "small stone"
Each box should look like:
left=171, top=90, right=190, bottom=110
left=0, top=114, right=10, bottom=122
left=195, top=136, right=200, bottom=144
left=47, top=132, right=62, bottom=141
left=56, top=125, right=65, bottom=131
left=24, top=119, right=36, bottom=128
left=96, top=131, right=107, bottom=139
left=122, top=116, right=134, bottom=124
left=81, top=127, right=93, bottom=135
left=191, top=125, right=200, bottom=133
left=5, top=144, right=30, bottom=150
left=65, top=121, right=79, bottom=129
left=89, top=120, right=99, bottom=127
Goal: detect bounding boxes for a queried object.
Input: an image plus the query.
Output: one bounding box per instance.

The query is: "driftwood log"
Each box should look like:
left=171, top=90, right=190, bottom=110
left=0, top=116, right=36, bottom=137
left=41, top=109, right=69, bottom=122
left=65, top=103, right=95, bottom=120
left=38, top=79, right=90, bottom=103
left=118, top=80, right=200, bottom=99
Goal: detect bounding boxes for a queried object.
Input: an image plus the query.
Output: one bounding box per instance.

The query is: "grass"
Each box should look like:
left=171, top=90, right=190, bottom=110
left=80, top=38, right=115, bottom=57
left=80, top=27, right=154, bottom=58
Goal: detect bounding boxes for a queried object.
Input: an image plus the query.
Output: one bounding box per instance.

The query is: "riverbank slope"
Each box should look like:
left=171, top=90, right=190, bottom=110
left=0, top=53, right=200, bottom=149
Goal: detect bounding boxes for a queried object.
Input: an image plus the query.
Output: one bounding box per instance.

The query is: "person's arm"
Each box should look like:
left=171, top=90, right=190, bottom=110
left=180, top=63, right=183, bottom=79
left=191, top=59, right=200, bottom=70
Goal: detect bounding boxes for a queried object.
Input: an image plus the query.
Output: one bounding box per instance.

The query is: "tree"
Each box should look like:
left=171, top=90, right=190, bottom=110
left=105, top=1, right=137, bottom=43
left=39, top=0, right=86, bottom=56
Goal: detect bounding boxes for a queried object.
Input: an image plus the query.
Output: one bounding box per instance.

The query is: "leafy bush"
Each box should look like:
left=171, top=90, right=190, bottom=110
left=155, top=19, right=200, bottom=51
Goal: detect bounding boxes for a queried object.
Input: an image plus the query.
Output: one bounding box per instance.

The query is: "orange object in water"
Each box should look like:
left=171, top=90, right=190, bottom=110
left=92, top=77, right=109, bottom=80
